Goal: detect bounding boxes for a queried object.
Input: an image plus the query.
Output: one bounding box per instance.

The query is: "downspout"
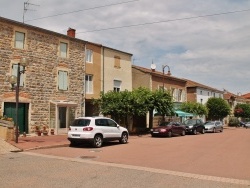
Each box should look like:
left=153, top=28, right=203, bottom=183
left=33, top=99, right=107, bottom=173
left=81, top=42, right=87, bottom=117
left=102, top=46, right=105, bottom=93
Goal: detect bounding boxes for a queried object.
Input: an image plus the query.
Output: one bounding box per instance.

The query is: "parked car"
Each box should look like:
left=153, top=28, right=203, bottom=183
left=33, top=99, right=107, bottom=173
left=150, top=121, right=186, bottom=137
left=204, top=121, right=223, bottom=133
left=67, top=117, right=129, bottom=148
left=184, top=119, right=205, bottom=135
left=245, top=122, right=250, bottom=129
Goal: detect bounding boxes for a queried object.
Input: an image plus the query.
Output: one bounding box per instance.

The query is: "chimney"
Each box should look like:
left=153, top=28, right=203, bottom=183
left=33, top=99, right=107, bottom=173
left=67, top=28, right=76, bottom=38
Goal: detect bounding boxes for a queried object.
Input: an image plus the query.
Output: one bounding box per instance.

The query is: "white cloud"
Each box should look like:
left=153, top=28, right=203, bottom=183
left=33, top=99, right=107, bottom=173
left=1, top=0, right=250, bottom=94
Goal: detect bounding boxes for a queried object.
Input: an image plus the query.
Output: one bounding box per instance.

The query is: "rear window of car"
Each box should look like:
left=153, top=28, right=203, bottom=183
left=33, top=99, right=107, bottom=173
left=159, top=122, right=171, bottom=126
left=184, top=119, right=196, bottom=125
left=72, top=119, right=91, bottom=127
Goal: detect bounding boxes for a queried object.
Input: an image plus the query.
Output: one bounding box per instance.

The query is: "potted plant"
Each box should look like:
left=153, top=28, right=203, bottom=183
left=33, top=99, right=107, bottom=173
left=35, top=125, right=42, bottom=136
left=50, top=128, right=55, bottom=135
left=42, top=125, right=49, bottom=136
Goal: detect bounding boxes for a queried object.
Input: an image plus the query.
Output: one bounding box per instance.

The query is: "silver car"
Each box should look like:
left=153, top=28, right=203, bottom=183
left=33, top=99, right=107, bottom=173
left=245, top=122, right=250, bottom=129
left=204, top=121, right=223, bottom=133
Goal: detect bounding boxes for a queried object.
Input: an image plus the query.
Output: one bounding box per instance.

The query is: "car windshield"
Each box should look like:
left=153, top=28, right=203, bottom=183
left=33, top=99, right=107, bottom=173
left=204, top=122, right=215, bottom=125
left=184, top=119, right=196, bottom=125
left=159, top=122, right=171, bottom=126
left=71, top=119, right=91, bottom=127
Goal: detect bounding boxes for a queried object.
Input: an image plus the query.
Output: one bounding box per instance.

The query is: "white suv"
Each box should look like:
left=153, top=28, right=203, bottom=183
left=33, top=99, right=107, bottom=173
left=68, top=117, right=129, bottom=148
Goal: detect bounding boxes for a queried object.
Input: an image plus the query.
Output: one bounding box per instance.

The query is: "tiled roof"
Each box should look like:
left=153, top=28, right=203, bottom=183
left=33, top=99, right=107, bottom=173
left=223, top=90, right=246, bottom=100
left=242, top=93, right=250, bottom=99
left=184, top=79, right=223, bottom=93
left=132, top=65, right=186, bottom=83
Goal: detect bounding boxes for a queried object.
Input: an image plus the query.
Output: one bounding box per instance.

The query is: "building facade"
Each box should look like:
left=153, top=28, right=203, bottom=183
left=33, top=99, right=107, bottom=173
left=0, top=17, right=86, bottom=134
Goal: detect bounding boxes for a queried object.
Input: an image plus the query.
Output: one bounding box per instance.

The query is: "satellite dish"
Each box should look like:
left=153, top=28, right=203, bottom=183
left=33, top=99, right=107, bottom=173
left=151, top=63, right=156, bottom=70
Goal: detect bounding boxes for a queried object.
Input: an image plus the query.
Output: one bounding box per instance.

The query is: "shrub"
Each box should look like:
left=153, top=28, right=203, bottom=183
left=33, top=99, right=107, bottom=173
left=228, top=117, right=239, bottom=127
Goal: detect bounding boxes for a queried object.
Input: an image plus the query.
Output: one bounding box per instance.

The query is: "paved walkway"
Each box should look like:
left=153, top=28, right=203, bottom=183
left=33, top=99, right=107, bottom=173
left=0, top=134, right=69, bottom=154
left=0, top=138, right=21, bottom=154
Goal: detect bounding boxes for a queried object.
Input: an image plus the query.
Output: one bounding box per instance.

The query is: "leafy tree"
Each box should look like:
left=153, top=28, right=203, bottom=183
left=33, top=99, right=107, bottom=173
left=206, top=97, right=231, bottom=120
left=93, top=87, right=174, bottom=129
left=234, top=103, right=250, bottom=118
left=180, top=102, right=208, bottom=116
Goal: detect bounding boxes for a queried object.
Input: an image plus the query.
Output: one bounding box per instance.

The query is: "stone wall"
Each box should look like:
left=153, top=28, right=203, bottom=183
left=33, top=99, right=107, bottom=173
left=0, top=17, right=86, bottom=132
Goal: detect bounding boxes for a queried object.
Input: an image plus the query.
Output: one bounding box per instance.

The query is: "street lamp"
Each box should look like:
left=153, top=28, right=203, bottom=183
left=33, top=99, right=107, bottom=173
left=162, top=64, right=171, bottom=91
left=8, top=57, right=29, bottom=143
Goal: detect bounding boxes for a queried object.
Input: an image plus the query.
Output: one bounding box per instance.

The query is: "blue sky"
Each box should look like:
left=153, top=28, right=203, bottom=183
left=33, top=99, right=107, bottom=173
left=1, top=0, right=250, bottom=94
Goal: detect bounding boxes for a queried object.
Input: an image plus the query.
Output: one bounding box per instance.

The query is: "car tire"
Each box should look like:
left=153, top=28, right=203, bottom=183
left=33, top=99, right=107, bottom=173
left=201, top=128, right=205, bottom=134
left=167, top=131, right=172, bottom=138
left=93, top=134, right=103, bottom=148
left=119, top=132, right=128, bottom=144
left=181, top=130, right=185, bottom=136
left=193, top=129, right=197, bottom=135
left=70, top=141, right=77, bottom=147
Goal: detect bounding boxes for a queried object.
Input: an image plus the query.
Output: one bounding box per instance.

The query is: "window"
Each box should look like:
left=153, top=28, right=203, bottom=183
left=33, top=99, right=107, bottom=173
left=12, top=64, right=24, bottom=86
left=178, top=89, right=183, bottom=102
left=95, top=119, right=108, bottom=126
left=114, top=56, right=121, bottom=68
left=200, top=90, right=203, bottom=95
left=58, top=70, right=68, bottom=90
left=208, top=92, right=210, bottom=96
left=86, top=49, right=93, bottom=63
left=60, top=42, right=68, bottom=58
left=85, top=75, right=93, bottom=94
left=107, top=119, right=117, bottom=127
left=114, top=80, right=121, bottom=92
left=15, top=31, right=25, bottom=49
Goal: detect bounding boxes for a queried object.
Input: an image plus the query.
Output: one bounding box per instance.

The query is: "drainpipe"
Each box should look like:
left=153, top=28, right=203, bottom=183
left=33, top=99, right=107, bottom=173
left=102, top=46, right=105, bottom=93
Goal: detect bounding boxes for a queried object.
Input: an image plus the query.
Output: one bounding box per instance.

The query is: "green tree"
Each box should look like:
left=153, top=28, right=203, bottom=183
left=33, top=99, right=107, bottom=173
left=180, top=102, right=208, bottom=116
left=206, top=97, right=230, bottom=120
left=93, top=87, right=174, bottom=129
left=234, top=103, right=250, bottom=118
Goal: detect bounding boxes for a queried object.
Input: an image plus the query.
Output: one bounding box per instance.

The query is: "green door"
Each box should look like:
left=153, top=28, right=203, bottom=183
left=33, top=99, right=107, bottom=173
left=4, top=102, right=28, bottom=133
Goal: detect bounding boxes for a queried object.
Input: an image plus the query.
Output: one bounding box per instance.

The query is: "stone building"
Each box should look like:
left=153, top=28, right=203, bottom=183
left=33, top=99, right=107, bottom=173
left=0, top=17, right=86, bottom=134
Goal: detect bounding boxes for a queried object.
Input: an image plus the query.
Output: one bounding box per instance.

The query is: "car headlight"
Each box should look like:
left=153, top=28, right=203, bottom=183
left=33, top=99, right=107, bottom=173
left=189, top=126, right=193, bottom=128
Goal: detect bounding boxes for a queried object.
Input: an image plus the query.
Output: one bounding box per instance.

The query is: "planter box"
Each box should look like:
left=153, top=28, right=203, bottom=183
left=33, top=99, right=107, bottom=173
left=0, top=120, right=14, bottom=141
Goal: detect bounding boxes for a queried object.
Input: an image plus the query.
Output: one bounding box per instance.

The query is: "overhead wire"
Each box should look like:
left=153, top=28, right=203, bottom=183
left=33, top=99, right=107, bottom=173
left=25, top=0, right=139, bottom=22
left=76, top=8, right=250, bottom=34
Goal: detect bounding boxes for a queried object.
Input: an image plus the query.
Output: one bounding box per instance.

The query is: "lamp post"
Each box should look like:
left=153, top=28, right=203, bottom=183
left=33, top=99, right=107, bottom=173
left=8, top=57, right=29, bottom=143
left=162, top=64, right=171, bottom=91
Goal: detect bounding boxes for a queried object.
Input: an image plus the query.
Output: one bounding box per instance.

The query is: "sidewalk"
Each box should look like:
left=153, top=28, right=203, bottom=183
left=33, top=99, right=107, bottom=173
left=7, top=134, right=69, bottom=151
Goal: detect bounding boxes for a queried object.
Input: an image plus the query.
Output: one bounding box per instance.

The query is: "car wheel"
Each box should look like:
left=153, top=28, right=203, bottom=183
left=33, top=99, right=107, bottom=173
left=193, top=129, right=197, bottom=135
left=120, top=132, right=128, bottom=144
left=70, top=141, right=77, bottom=147
left=181, top=130, right=185, bottom=136
left=213, top=128, right=216, bottom=133
left=93, top=134, right=103, bottom=148
left=201, top=128, right=205, bottom=134
left=167, top=131, right=172, bottom=138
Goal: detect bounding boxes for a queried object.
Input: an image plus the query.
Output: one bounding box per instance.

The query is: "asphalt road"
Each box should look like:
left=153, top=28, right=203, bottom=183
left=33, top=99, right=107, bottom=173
left=28, top=128, right=250, bottom=182
left=0, top=152, right=248, bottom=188
left=1, top=128, right=249, bottom=187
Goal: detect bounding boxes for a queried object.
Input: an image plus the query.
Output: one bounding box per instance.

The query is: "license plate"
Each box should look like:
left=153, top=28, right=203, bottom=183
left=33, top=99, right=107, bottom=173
left=153, top=132, right=159, bottom=134
left=72, top=134, right=80, bottom=137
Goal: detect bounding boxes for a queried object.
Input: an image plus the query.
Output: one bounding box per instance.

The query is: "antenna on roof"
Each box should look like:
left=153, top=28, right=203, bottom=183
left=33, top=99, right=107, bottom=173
left=23, top=0, right=40, bottom=23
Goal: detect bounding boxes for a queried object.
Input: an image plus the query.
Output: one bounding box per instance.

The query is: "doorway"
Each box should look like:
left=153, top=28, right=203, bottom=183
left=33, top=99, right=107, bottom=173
left=59, top=107, right=67, bottom=129
left=4, top=102, right=29, bottom=133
